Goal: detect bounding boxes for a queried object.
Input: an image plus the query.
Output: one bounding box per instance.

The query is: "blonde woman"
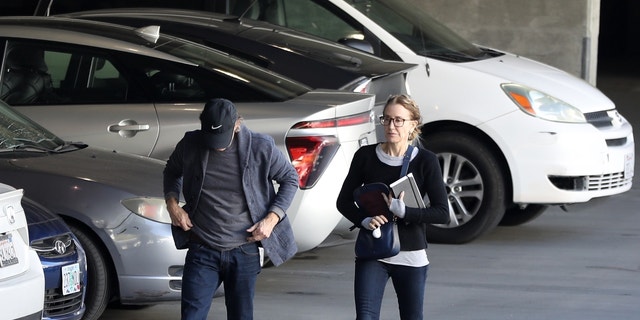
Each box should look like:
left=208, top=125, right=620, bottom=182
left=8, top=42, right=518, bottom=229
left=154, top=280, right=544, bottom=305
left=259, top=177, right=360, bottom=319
left=337, top=94, right=450, bottom=320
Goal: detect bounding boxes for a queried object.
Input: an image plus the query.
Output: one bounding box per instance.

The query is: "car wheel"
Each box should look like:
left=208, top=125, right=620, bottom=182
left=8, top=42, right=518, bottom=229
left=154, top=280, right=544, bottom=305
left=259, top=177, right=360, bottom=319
left=423, top=133, right=507, bottom=243
left=68, top=223, right=113, bottom=320
left=499, top=204, right=548, bottom=226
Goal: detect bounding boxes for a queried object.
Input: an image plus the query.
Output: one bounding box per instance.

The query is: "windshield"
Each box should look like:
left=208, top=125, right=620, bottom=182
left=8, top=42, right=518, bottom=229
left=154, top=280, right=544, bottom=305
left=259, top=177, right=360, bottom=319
left=0, top=101, right=66, bottom=151
left=347, top=0, right=488, bottom=61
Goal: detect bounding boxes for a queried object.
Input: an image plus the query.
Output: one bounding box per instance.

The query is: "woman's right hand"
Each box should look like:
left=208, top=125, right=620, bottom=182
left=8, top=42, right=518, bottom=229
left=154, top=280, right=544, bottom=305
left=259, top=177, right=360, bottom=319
left=362, top=215, right=389, bottom=230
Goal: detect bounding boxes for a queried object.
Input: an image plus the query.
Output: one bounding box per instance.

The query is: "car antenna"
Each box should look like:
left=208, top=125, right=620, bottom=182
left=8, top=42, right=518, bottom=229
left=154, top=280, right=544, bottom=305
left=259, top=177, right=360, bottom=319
left=34, top=0, right=53, bottom=16
left=231, top=0, right=258, bottom=22
left=135, top=25, right=160, bottom=44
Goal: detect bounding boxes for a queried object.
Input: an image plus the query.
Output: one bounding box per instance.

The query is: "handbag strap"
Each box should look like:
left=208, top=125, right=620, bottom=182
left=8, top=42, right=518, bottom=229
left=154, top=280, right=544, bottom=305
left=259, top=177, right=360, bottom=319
left=400, top=145, right=414, bottom=177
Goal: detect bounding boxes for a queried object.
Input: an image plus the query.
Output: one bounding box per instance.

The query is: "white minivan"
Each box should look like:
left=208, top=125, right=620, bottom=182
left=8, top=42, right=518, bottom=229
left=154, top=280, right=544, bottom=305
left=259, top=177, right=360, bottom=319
left=0, top=183, right=44, bottom=320
left=228, top=0, right=635, bottom=243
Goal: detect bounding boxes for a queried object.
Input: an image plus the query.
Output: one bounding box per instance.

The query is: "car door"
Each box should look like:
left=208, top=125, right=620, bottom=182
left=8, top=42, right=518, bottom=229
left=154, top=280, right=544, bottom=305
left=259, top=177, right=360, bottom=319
left=0, top=40, right=160, bottom=157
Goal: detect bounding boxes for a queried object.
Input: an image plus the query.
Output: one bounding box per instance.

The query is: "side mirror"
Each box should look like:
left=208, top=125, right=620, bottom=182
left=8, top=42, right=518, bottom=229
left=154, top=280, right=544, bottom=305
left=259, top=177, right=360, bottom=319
left=338, top=38, right=374, bottom=55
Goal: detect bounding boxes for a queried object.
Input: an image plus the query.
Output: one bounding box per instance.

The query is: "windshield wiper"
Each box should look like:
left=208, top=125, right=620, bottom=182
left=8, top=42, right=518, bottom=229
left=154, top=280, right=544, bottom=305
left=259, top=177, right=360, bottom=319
left=53, top=142, right=88, bottom=152
left=0, top=144, right=51, bottom=153
left=0, top=141, right=87, bottom=154
left=424, top=50, right=479, bottom=62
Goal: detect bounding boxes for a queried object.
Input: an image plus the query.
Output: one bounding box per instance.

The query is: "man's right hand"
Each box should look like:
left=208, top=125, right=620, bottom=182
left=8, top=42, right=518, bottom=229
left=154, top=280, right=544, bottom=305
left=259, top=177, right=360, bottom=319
left=166, top=197, right=193, bottom=231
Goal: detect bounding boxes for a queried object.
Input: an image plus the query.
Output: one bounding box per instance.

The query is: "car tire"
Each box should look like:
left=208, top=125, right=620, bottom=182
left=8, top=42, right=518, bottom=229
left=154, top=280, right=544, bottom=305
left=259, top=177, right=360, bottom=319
left=423, top=132, right=507, bottom=244
left=68, top=223, right=113, bottom=320
left=499, top=204, right=548, bottom=226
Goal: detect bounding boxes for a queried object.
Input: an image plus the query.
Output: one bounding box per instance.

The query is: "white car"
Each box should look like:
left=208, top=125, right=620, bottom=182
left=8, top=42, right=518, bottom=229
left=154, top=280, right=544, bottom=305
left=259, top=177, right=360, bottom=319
left=232, top=0, right=635, bottom=243
left=0, top=183, right=45, bottom=320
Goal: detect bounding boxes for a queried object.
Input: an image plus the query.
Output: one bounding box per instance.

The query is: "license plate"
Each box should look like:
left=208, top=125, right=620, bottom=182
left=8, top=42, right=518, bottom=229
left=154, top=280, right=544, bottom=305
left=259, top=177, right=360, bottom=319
left=0, top=234, right=18, bottom=268
left=62, top=263, right=81, bottom=295
left=625, top=152, right=634, bottom=179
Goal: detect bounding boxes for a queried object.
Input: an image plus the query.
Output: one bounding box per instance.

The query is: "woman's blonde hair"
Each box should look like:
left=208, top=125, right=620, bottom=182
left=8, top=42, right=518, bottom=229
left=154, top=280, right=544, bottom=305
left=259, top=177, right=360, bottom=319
left=384, top=94, right=423, bottom=141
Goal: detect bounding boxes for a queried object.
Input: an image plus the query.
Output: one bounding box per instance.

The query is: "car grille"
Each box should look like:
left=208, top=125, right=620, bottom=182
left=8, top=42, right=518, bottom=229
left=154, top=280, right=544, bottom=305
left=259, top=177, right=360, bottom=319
left=606, top=137, right=627, bottom=147
left=31, top=234, right=76, bottom=258
left=43, top=288, right=84, bottom=318
left=586, top=172, right=632, bottom=190
left=584, top=110, right=629, bottom=147
left=584, top=110, right=613, bottom=128
left=549, top=172, right=632, bottom=191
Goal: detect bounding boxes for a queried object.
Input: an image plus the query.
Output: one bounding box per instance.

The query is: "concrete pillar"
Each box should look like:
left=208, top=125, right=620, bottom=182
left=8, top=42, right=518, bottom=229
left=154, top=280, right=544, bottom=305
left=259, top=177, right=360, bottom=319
left=409, top=0, right=599, bottom=84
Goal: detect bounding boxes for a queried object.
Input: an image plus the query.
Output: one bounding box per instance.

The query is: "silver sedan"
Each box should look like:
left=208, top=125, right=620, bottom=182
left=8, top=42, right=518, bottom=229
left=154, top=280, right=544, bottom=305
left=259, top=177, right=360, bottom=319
left=0, top=16, right=377, bottom=320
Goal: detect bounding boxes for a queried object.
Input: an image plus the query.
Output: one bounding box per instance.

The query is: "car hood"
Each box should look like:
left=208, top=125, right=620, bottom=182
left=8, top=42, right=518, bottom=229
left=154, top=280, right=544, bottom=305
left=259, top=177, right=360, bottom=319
left=1, top=146, right=166, bottom=197
left=463, top=50, right=614, bottom=113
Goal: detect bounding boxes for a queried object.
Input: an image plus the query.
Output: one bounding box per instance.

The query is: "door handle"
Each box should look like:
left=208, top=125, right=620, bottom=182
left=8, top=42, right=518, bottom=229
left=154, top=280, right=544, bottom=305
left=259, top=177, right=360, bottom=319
left=108, top=119, right=150, bottom=138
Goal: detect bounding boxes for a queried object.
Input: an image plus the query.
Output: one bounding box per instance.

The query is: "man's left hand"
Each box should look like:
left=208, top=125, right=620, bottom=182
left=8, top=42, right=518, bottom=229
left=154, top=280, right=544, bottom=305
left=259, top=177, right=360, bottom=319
left=246, top=211, right=280, bottom=242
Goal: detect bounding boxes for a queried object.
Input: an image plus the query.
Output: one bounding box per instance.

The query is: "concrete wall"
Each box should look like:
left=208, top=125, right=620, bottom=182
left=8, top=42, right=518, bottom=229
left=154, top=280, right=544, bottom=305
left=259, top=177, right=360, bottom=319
left=407, top=0, right=600, bottom=84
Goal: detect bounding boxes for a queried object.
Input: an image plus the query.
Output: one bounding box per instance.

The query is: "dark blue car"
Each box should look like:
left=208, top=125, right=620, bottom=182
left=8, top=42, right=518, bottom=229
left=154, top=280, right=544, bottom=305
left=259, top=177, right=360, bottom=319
left=23, top=197, right=87, bottom=320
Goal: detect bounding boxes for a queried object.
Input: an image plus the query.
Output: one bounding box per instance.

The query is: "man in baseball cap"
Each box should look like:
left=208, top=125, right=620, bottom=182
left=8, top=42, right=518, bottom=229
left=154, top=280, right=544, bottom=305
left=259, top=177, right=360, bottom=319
left=163, top=97, right=299, bottom=320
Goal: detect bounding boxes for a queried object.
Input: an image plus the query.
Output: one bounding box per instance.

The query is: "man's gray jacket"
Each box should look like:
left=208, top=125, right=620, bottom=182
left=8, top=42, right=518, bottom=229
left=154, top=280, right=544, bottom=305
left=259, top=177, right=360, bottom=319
left=163, top=124, right=299, bottom=266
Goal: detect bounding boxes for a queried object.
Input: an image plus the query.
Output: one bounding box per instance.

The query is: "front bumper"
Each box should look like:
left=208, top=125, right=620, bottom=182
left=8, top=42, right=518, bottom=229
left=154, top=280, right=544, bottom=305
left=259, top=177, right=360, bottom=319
left=106, top=214, right=186, bottom=304
left=484, top=110, right=634, bottom=204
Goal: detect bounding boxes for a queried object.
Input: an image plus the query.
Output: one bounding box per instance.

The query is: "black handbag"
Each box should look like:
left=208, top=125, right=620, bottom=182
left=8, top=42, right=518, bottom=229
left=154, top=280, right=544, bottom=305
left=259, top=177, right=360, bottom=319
left=352, top=145, right=414, bottom=260
left=353, top=183, right=400, bottom=259
left=355, top=222, right=399, bottom=259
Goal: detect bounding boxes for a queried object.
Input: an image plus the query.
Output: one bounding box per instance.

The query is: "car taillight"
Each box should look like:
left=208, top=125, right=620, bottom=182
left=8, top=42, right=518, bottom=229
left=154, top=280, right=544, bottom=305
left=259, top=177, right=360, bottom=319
left=287, top=111, right=374, bottom=189
left=286, top=136, right=339, bottom=189
left=291, top=111, right=373, bottom=129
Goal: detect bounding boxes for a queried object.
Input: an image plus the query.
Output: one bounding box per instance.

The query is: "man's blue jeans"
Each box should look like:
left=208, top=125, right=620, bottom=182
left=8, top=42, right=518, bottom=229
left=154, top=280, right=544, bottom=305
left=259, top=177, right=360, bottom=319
left=181, top=242, right=261, bottom=320
left=354, top=259, right=428, bottom=320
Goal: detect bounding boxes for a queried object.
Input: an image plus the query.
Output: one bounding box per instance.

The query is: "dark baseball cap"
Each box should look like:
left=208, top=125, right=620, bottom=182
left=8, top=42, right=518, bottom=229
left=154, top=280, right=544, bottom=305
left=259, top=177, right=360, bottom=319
left=200, top=98, right=238, bottom=149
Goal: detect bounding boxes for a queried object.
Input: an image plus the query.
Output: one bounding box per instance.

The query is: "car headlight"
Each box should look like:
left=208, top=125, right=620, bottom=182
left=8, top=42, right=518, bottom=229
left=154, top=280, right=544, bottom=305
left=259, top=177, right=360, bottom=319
left=121, top=197, right=183, bottom=224
left=501, top=83, right=586, bottom=123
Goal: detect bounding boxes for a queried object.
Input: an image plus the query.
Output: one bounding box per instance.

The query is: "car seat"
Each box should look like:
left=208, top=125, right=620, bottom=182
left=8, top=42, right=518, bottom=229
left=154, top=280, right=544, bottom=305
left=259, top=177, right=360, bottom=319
left=1, top=45, right=53, bottom=105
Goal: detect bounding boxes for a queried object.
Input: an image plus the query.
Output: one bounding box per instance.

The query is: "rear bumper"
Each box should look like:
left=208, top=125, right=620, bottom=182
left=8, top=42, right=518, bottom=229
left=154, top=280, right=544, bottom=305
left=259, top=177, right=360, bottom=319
left=0, top=250, right=44, bottom=320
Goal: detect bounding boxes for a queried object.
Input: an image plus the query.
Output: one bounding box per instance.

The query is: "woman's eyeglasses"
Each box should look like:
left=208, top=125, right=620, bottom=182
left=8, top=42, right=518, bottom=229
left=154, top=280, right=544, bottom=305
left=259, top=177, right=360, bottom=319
left=379, top=116, right=410, bottom=127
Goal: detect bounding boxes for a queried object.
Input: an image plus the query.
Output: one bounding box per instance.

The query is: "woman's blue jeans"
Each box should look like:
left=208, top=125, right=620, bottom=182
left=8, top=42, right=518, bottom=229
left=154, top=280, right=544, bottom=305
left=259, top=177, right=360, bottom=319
left=181, top=242, right=261, bottom=320
left=354, top=258, right=428, bottom=320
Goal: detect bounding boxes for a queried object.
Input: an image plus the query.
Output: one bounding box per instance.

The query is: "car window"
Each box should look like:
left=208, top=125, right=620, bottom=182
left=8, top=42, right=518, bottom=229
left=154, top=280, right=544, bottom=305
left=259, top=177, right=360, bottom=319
left=41, top=44, right=237, bottom=103
left=1, top=37, right=297, bottom=106
left=2, top=40, right=218, bottom=104
left=0, top=42, right=62, bottom=105
left=45, top=51, right=132, bottom=103
left=229, top=0, right=399, bottom=60
left=0, top=41, right=141, bottom=105
left=147, top=68, right=206, bottom=101
left=44, top=51, right=70, bottom=89
left=264, top=0, right=359, bottom=42
left=85, top=57, right=133, bottom=102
